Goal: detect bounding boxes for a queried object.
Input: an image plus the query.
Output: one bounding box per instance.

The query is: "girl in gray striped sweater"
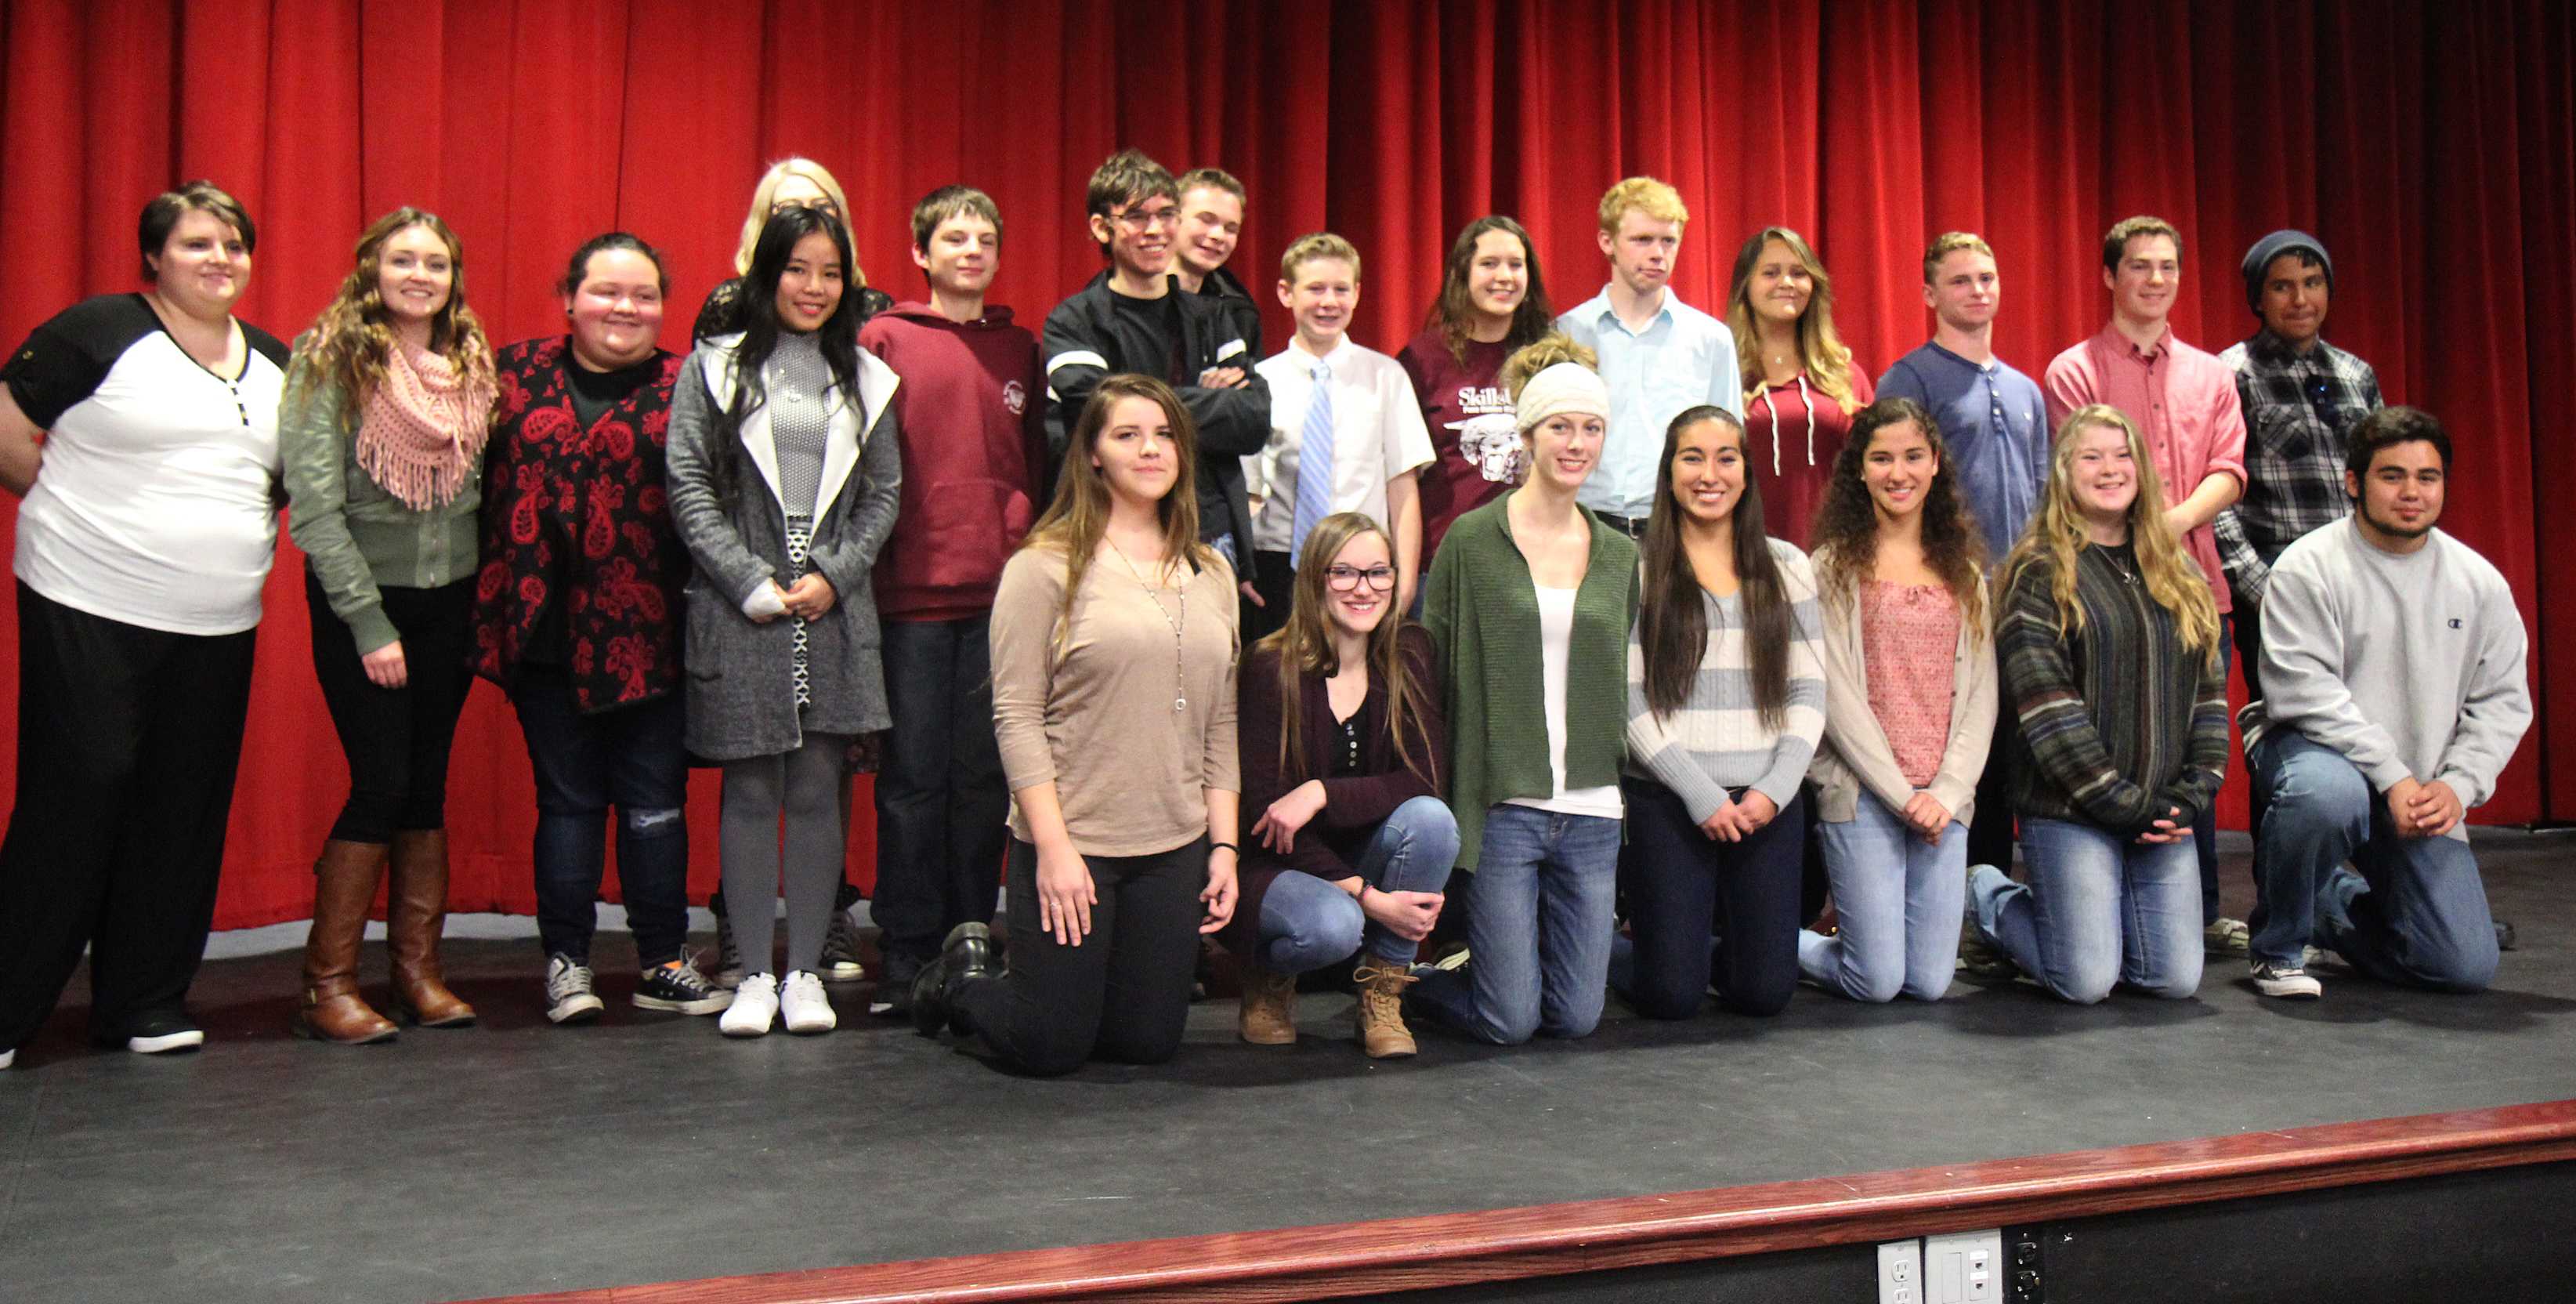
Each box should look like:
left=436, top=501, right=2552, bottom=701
left=1614, top=406, right=1826, bottom=1020
left=1964, top=404, right=2227, bottom=1005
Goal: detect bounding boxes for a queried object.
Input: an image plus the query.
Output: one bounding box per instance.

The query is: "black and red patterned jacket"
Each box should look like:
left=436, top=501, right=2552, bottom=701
left=470, top=336, right=689, bottom=713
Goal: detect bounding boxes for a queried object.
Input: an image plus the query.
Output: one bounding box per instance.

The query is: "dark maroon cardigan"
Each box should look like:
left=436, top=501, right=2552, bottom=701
left=1219, top=625, right=1450, bottom=961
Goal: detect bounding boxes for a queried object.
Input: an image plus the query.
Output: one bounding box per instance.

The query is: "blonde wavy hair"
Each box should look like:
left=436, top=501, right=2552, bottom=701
left=285, top=207, right=496, bottom=426
left=735, top=158, right=866, bottom=284
left=2003, top=404, right=2220, bottom=661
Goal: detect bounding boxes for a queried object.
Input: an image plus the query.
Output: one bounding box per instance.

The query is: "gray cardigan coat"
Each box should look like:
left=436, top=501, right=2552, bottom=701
left=666, top=332, right=903, bottom=760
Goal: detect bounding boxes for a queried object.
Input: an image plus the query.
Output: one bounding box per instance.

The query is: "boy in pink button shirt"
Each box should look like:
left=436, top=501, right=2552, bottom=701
left=2043, top=214, right=2250, bottom=955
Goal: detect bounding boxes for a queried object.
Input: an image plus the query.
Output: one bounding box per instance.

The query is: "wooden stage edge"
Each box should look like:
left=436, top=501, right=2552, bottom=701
left=466, top=1098, right=2576, bottom=1304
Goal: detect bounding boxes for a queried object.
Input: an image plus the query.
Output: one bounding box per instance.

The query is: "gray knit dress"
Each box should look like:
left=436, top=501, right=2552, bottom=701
left=765, top=331, right=830, bottom=708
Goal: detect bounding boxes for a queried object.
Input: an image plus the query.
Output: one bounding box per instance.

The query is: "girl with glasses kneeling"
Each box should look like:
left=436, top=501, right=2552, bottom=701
left=1224, top=512, right=1455, bottom=1058
left=1963, top=404, right=2226, bottom=1004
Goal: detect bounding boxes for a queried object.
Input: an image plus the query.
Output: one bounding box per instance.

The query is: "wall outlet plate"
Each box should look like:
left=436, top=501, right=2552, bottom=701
left=1923, top=1228, right=2005, bottom=1303
left=1880, top=1238, right=1923, bottom=1304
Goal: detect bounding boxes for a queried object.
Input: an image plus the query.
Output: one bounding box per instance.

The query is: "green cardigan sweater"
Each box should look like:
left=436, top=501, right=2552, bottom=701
left=1423, top=493, right=1641, bottom=868
left=278, top=357, right=483, bottom=654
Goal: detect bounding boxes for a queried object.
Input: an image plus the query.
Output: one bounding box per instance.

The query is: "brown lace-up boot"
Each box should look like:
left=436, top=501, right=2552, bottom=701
left=293, top=840, right=398, bottom=1045
left=1351, top=955, right=1420, bottom=1059
left=386, top=829, right=476, bottom=1027
left=1236, top=963, right=1299, bottom=1045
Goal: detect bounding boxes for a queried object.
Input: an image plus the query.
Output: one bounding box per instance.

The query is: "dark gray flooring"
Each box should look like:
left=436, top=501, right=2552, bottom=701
left=2, top=833, right=2571, bottom=1304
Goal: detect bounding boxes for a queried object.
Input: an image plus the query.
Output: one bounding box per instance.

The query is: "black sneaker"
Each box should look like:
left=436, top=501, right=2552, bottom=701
left=115, top=1009, right=205, bottom=1055
left=635, top=954, right=732, bottom=1015
left=869, top=951, right=923, bottom=1016
left=819, top=907, right=869, bottom=985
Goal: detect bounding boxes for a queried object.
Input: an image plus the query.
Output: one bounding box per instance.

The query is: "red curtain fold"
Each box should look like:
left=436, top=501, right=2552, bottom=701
left=0, top=0, right=2565, bottom=929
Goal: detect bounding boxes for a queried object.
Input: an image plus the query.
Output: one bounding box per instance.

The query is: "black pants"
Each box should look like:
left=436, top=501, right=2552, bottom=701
left=0, top=583, right=256, bottom=1048
left=1967, top=645, right=2021, bottom=870
left=1616, top=779, right=1804, bottom=1018
left=306, top=572, right=476, bottom=844
left=1243, top=548, right=1296, bottom=647
left=512, top=665, right=691, bottom=967
left=870, top=617, right=1009, bottom=968
left=956, top=837, right=1207, bottom=1077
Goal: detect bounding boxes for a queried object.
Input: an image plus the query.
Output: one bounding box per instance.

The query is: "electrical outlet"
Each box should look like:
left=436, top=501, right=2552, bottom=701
left=1879, top=1237, right=1923, bottom=1304
left=1923, top=1228, right=2004, bottom=1303
left=2003, top=1223, right=2046, bottom=1303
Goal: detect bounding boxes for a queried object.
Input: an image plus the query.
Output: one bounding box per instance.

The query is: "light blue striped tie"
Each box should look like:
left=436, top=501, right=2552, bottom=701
left=1290, top=360, right=1333, bottom=569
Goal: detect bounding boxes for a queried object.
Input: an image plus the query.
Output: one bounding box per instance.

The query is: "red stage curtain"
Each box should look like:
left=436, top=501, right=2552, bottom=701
left=1, top=0, right=2567, bottom=929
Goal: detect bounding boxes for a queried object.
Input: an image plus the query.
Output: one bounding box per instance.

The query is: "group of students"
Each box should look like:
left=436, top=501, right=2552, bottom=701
left=0, top=151, right=2532, bottom=1077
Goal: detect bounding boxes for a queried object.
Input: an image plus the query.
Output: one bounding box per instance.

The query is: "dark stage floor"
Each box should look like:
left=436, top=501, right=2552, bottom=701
left=3, top=833, right=2571, bottom=1303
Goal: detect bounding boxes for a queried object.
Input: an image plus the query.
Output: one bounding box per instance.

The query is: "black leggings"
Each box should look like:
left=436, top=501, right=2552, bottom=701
left=1619, top=779, right=1806, bottom=1018
left=957, top=837, right=1207, bottom=1077
left=306, top=573, right=476, bottom=844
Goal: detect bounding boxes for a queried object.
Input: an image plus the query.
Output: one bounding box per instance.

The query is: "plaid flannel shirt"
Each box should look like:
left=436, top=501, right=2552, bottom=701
left=2212, top=329, right=2382, bottom=603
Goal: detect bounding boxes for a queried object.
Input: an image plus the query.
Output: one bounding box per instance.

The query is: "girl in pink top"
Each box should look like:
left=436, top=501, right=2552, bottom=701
left=1799, top=398, right=1999, bottom=1002
left=1727, top=227, right=1872, bottom=548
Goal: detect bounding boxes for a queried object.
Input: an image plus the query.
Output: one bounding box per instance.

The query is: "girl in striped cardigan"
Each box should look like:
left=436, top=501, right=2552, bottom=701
left=1614, top=406, right=1827, bottom=1019
left=1965, top=404, right=2227, bottom=1004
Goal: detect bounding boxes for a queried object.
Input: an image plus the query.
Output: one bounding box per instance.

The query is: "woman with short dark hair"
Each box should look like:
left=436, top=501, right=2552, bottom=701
left=0, top=181, right=291, bottom=1064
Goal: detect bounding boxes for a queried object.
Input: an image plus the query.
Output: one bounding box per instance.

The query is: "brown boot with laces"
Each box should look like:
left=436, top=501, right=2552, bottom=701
left=1351, top=955, right=1420, bottom=1059
left=1236, top=963, right=1298, bottom=1045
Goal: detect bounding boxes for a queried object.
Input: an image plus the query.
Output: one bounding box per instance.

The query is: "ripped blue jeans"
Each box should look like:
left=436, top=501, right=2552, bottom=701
left=512, top=664, right=693, bottom=968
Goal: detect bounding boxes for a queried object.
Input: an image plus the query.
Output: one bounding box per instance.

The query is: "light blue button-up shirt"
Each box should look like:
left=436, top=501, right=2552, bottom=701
left=1556, top=287, right=1744, bottom=520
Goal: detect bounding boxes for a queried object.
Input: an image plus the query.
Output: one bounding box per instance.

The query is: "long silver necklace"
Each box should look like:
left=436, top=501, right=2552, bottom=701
left=1105, top=537, right=1189, bottom=712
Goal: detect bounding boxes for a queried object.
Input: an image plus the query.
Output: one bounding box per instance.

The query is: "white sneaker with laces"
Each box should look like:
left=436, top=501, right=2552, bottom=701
left=2251, top=959, right=2322, bottom=999
left=722, top=973, right=779, bottom=1037
left=780, top=970, right=837, bottom=1034
left=545, top=954, right=606, bottom=1025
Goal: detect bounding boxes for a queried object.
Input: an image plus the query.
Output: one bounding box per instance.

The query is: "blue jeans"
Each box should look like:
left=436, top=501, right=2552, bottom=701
left=2194, top=618, right=2230, bottom=925
left=1970, top=817, right=2202, bottom=1004
left=2246, top=732, right=2496, bottom=991
left=512, top=665, right=692, bottom=968
left=1409, top=804, right=1620, bottom=1045
left=1800, top=790, right=1966, bottom=1002
left=871, top=616, right=1008, bottom=968
left=1256, top=796, right=1460, bottom=971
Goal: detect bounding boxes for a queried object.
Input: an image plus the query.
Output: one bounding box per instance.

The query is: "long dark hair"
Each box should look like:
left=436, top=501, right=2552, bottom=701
left=706, top=205, right=863, bottom=509
left=1809, top=397, right=1986, bottom=642
left=1424, top=216, right=1554, bottom=364
left=1640, top=405, right=1794, bottom=727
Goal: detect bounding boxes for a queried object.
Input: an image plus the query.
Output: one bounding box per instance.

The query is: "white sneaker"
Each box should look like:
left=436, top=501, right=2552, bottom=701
left=2251, top=959, right=2323, bottom=999
left=1, top=1047, right=14, bottom=1070
left=545, top=954, right=606, bottom=1025
left=721, top=973, right=779, bottom=1037
left=780, top=970, right=836, bottom=1034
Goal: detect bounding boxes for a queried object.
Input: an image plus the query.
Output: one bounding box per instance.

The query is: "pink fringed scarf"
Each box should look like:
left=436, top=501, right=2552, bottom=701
left=359, top=340, right=496, bottom=509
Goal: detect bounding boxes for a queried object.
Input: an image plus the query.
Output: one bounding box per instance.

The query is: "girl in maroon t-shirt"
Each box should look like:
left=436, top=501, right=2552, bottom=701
left=1728, top=226, right=1872, bottom=548
left=1396, top=216, right=1559, bottom=570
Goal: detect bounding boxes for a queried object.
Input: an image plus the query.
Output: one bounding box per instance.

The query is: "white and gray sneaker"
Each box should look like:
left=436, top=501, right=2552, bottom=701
left=634, top=954, right=732, bottom=1015
left=721, top=973, right=779, bottom=1037
left=2251, top=959, right=2323, bottom=999
left=819, top=909, right=869, bottom=985
left=545, top=954, right=606, bottom=1024
left=780, top=970, right=837, bottom=1034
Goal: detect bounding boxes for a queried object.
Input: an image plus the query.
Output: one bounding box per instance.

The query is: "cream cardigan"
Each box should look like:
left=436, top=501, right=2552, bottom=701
left=1806, top=545, right=1999, bottom=825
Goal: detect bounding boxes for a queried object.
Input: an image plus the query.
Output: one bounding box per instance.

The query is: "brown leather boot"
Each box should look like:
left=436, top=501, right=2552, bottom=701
left=1351, top=955, right=1420, bottom=1059
left=1236, top=963, right=1298, bottom=1045
left=386, top=829, right=476, bottom=1027
left=293, top=840, right=398, bottom=1045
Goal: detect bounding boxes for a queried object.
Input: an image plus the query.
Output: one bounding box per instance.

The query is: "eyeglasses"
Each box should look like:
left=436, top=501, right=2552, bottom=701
left=1111, top=205, right=1180, bottom=231
left=1324, top=565, right=1398, bottom=592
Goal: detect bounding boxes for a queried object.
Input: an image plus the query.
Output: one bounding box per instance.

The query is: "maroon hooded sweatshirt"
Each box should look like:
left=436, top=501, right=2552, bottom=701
left=859, top=301, right=1048, bottom=621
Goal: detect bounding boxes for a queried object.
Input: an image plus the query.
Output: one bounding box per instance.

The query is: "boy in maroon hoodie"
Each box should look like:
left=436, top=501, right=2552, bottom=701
left=856, top=186, right=1048, bottom=1014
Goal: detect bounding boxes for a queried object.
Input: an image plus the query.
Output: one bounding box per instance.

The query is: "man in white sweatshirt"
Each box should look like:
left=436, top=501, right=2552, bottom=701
left=2241, top=407, right=2531, bottom=998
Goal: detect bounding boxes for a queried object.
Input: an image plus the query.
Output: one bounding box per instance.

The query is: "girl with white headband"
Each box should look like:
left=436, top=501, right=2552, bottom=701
left=1411, top=335, right=1638, bottom=1045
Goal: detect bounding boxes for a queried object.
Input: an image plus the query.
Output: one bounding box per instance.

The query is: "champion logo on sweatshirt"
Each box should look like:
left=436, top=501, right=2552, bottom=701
left=1003, top=379, right=1027, bottom=416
